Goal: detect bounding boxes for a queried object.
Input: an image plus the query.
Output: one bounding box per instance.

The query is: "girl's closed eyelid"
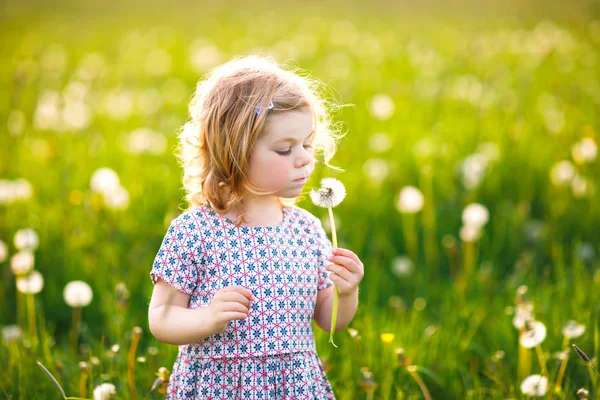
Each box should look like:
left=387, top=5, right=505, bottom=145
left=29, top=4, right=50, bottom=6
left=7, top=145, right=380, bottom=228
left=275, top=144, right=313, bottom=156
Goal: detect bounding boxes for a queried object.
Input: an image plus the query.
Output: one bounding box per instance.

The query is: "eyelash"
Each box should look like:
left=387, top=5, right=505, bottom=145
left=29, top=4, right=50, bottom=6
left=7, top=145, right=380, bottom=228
left=276, top=144, right=313, bottom=156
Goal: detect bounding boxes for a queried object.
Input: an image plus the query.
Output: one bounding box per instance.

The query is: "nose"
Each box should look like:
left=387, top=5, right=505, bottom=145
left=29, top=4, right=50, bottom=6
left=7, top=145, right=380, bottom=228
left=295, top=147, right=313, bottom=169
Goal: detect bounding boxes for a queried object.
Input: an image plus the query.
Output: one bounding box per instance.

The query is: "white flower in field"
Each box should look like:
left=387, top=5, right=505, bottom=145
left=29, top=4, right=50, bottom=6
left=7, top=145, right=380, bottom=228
left=512, top=302, right=533, bottom=329
left=90, top=168, right=121, bottom=196
left=62, top=101, right=92, bottom=131
left=368, top=133, right=392, bottom=153
left=577, top=388, right=589, bottom=399
left=520, top=374, right=548, bottom=397
left=368, top=94, right=395, bottom=121
left=562, top=320, right=585, bottom=339
left=189, top=40, right=223, bottom=74
left=16, top=270, right=44, bottom=294
left=123, top=127, right=167, bottom=155
left=462, top=203, right=489, bottom=229
left=520, top=321, right=547, bottom=348
left=362, top=158, right=389, bottom=186
left=310, top=178, right=346, bottom=208
left=10, top=251, right=35, bottom=276
left=395, top=186, right=424, bottom=213
left=63, top=280, right=93, bottom=308
left=571, top=174, right=589, bottom=198
left=1, top=325, right=23, bottom=344
left=93, top=382, right=116, bottom=400
left=103, top=186, right=130, bottom=210
left=460, top=153, right=488, bottom=190
left=14, top=228, right=39, bottom=251
left=550, top=160, right=575, bottom=187
left=103, top=89, right=134, bottom=121
left=0, top=240, right=7, bottom=263
left=572, top=137, right=597, bottom=164
left=391, top=256, right=413, bottom=277
left=459, top=225, right=482, bottom=242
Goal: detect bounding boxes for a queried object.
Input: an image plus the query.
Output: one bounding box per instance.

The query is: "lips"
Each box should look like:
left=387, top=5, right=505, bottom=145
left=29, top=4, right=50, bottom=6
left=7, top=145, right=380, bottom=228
left=294, top=177, right=308, bottom=182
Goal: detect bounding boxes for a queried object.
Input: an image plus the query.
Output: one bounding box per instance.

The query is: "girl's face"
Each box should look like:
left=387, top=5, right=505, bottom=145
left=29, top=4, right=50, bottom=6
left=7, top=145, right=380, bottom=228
left=246, top=109, right=316, bottom=199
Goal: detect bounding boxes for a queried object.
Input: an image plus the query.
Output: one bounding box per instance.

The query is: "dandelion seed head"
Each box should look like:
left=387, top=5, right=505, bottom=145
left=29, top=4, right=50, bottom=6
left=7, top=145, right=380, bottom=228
left=310, top=178, right=346, bottom=208
left=520, top=374, right=548, bottom=396
left=562, top=320, right=585, bottom=339
left=16, top=270, right=44, bottom=294
left=93, top=382, right=116, bottom=400
left=462, top=203, right=489, bottom=229
left=14, top=228, right=39, bottom=251
left=10, top=251, right=35, bottom=276
left=520, top=321, right=547, bottom=348
left=395, top=186, right=424, bottom=213
left=63, top=280, right=93, bottom=308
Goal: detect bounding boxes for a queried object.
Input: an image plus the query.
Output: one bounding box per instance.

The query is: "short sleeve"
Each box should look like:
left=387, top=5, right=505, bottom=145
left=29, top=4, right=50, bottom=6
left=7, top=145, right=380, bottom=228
left=310, top=215, right=335, bottom=291
left=150, top=214, right=200, bottom=295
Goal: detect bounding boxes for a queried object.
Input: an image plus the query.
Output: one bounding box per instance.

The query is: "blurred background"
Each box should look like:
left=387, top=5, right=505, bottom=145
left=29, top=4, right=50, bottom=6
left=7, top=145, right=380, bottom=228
left=1, top=0, right=600, bottom=398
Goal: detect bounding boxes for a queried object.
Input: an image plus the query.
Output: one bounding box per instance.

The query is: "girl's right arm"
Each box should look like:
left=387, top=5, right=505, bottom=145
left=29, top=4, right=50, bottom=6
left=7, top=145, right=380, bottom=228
left=148, top=279, right=255, bottom=346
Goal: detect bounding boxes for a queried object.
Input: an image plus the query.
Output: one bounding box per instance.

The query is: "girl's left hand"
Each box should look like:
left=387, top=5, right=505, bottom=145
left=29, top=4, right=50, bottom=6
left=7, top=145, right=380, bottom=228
left=326, top=247, right=364, bottom=298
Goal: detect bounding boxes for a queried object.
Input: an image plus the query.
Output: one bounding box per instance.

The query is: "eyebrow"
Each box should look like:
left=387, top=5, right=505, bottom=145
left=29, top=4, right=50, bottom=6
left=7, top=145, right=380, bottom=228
left=272, top=131, right=315, bottom=144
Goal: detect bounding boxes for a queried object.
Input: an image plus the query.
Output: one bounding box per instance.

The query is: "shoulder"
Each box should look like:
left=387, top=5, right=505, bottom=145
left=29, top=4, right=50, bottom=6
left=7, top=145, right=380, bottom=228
left=167, top=204, right=211, bottom=233
left=286, top=205, right=324, bottom=231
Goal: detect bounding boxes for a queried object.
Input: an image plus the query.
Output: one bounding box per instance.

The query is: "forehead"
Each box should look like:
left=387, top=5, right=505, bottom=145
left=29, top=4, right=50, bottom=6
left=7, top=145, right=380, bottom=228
left=262, top=109, right=315, bottom=142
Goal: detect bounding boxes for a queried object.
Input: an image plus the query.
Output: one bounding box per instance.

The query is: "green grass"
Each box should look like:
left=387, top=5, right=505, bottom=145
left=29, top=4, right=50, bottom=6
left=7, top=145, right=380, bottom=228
left=1, top=2, right=599, bottom=399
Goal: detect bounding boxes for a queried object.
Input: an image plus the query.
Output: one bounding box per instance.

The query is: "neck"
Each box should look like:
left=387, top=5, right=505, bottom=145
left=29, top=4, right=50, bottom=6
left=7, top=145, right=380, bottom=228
left=231, top=196, right=284, bottom=225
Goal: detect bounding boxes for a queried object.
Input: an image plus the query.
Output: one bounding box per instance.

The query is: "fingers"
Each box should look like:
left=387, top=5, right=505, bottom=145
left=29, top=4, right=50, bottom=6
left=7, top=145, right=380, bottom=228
left=325, top=262, right=353, bottom=281
left=331, top=248, right=363, bottom=269
left=328, top=254, right=360, bottom=273
left=220, top=286, right=255, bottom=302
left=216, top=300, right=250, bottom=314
left=218, top=291, right=252, bottom=309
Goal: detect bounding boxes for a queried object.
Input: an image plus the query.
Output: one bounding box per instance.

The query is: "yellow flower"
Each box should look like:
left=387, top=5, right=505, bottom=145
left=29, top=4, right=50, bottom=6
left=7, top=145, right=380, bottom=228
left=381, top=333, right=395, bottom=344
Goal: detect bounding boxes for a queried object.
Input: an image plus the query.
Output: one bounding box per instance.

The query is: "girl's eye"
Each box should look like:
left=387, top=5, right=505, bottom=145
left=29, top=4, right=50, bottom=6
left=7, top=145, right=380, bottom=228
left=276, top=149, right=292, bottom=156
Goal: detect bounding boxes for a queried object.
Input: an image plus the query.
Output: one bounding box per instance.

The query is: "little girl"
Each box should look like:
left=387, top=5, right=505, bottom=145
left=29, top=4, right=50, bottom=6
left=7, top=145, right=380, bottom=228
left=148, top=55, right=364, bottom=399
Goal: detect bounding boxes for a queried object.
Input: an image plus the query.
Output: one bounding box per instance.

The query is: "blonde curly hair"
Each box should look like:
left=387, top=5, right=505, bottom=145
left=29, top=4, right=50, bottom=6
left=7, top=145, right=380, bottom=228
left=175, top=54, right=344, bottom=225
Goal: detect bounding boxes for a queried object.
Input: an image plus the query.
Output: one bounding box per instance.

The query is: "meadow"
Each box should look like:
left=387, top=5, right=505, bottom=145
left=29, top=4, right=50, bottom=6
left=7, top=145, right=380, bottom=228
left=1, top=1, right=599, bottom=399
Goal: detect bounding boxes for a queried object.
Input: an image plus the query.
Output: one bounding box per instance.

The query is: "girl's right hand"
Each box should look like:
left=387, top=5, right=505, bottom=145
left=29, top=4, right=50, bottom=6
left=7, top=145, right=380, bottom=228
left=208, top=286, right=255, bottom=334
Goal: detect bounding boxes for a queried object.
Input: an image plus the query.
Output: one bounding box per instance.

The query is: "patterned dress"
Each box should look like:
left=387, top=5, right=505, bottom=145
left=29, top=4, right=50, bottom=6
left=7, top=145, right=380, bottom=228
left=150, top=202, right=336, bottom=399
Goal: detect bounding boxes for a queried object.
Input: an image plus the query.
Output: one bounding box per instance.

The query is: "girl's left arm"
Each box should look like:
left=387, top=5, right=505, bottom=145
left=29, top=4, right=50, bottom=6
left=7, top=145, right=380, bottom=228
left=313, top=247, right=364, bottom=332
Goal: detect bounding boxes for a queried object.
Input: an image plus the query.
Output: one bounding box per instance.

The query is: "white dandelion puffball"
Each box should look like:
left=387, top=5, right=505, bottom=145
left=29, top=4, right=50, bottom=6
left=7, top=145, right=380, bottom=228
left=14, top=228, right=39, bottom=251
left=310, top=178, right=346, bottom=208
left=520, top=374, right=548, bottom=397
left=391, top=256, right=414, bottom=277
left=16, top=270, right=44, bottom=294
left=64, top=280, right=93, bottom=308
left=10, top=251, right=35, bottom=276
left=572, top=137, right=597, bottom=163
left=396, top=186, right=424, bottom=213
left=549, top=160, right=575, bottom=187
left=2, top=325, right=23, bottom=344
left=462, top=203, right=489, bottom=229
left=93, top=382, right=116, bottom=400
left=512, top=302, right=533, bottom=330
left=368, top=94, right=395, bottom=121
left=520, top=321, right=547, bottom=348
left=90, top=168, right=121, bottom=195
left=459, top=225, right=482, bottom=242
left=562, top=320, right=585, bottom=339
left=0, top=240, right=7, bottom=263
left=103, top=186, right=130, bottom=210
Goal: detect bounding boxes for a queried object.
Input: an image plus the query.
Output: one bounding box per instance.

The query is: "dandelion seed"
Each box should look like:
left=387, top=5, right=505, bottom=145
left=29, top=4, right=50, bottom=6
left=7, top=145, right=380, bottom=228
left=520, top=374, right=548, bottom=396
left=520, top=321, right=547, bottom=348
left=562, top=320, right=585, bottom=339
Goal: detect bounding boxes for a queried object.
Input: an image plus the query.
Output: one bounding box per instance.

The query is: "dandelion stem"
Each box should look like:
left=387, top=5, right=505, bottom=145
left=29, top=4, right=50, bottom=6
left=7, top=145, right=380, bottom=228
left=554, top=339, right=570, bottom=393
left=407, top=368, right=432, bottom=400
left=71, top=307, right=82, bottom=355
left=328, top=207, right=339, bottom=348
left=128, top=327, right=142, bottom=400
left=535, top=345, right=549, bottom=378
left=518, top=341, right=531, bottom=382
left=26, top=293, right=37, bottom=347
